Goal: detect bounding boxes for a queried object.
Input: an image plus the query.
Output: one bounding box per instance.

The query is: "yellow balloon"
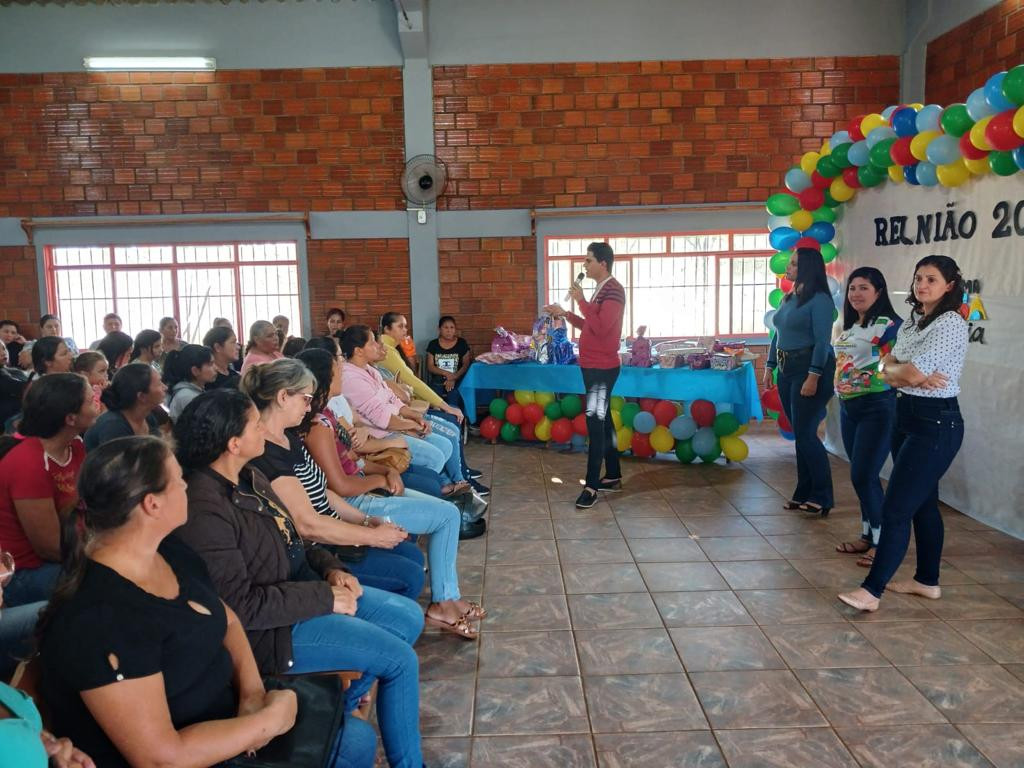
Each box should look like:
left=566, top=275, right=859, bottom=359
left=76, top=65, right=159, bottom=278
left=611, top=410, right=623, bottom=430
left=829, top=177, right=855, bottom=201
left=731, top=423, right=749, bottom=437
left=616, top=426, right=633, bottom=454
left=675, top=402, right=685, bottom=416
left=649, top=425, right=675, bottom=453
left=513, top=389, right=535, bottom=405
left=535, top=417, right=552, bottom=442
left=1014, top=106, right=1024, bottom=141
left=720, top=436, right=749, bottom=462
left=937, top=159, right=969, bottom=187
left=909, top=102, right=924, bottom=110
left=820, top=139, right=831, bottom=156
left=534, top=391, right=555, bottom=406
left=860, top=113, right=885, bottom=137
left=790, top=209, right=813, bottom=231
left=800, top=151, right=820, bottom=175
left=910, top=130, right=940, bottom=162
left=964, top=156, right=990, bottom=175
left=969, top=116, right=994, bottom=152
left=887, top=164, right=905, bottom=183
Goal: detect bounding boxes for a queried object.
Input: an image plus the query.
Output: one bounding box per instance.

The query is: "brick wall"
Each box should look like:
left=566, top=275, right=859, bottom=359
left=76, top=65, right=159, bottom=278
left=926, top=1, right=1024, bottom=104
left=0, top=246, right=37, bottom=330
left=433, top=57, right=901, bottom=210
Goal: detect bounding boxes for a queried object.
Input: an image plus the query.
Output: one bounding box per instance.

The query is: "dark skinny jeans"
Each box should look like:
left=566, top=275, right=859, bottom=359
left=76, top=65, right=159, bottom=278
left=839, top=389, right=896, bottom=546
left=582, top=366, right=621, bottom=490
left=777, top=351, right=836, bottom=508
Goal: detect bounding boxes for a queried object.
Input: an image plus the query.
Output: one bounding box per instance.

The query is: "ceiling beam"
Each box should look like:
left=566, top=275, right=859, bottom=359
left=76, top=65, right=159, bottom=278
left=394, top=0, right=427, bottom=60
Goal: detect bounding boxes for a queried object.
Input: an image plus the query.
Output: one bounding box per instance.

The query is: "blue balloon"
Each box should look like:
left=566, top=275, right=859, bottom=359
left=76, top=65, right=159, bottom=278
left=985, top=71, right=1015, bottom=112
left=768, top=227, right=799, bottom=251
left=847, top=140, right=870, bottom=166
left=881, top=105, right=898, bottom=120
left=903, top=164, right=920, bottom=185
left=1013, top=146, right=1024, bottom=171
left=784, top=168, right=811, bottom=193
left=866, top=125, right=897, bottom=148
left=691, top=427, right=719, bottom=456
left=916, top=161, right=938, bottom=187
left=916, top=104, right=943, bottom=133
left=829, top=130, right=851, bottom=149
left=571, top=433, right=586, bottom=449
left=669, top=415, right=697, bottom=441
left=779, top=427, right=795, bottom=441
left=925, top=134, right=960, bottom=166
left=805, top=221, right=835, bottom=243
left=966, top=87, right=997, bottom=121
left=632, top=411, right=656, bottom=435
left=891, top=106, right=918, bottom=137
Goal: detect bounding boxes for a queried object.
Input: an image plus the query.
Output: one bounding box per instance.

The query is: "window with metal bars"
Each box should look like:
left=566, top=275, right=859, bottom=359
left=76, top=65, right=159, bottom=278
left=544, top=231, right=774, bottom=340
left=44, top=242, right=301, bottom=347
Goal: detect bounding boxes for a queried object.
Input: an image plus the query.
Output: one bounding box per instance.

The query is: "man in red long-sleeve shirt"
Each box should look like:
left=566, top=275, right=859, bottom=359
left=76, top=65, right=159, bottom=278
left=544, top=242, right=626, bottom=508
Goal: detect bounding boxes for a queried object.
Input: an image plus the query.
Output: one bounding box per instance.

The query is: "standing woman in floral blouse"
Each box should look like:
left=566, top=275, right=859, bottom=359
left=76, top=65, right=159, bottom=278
left=839, top=255, right=968, bottom=613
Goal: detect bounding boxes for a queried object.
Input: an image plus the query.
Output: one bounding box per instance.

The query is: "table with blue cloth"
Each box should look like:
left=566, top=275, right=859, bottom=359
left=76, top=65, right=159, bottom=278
left=459, top=361, right=763, bottom=423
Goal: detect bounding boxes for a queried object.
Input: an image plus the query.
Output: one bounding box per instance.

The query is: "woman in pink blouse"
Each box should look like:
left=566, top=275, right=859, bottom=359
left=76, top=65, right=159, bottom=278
left=240, top=320, right=284, bottom=374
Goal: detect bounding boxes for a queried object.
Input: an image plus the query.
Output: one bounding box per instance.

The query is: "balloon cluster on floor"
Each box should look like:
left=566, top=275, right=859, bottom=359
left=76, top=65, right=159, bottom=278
left=478, top=391, right=750, bottom=464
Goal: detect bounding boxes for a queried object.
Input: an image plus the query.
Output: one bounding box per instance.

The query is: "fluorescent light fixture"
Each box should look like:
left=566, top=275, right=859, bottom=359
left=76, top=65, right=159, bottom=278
left=83, top=57, right=216, bottom=72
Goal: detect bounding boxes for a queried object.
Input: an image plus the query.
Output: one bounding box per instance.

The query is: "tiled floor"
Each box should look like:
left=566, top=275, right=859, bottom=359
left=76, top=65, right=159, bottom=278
left=411, top=423, right=1024, bottom=767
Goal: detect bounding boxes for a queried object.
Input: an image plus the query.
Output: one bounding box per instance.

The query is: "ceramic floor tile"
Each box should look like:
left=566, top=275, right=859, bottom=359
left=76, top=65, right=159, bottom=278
left=689, top=670, right=827, bottom=729
left=626, top=537, right=708, bottom=562
left=483, top=564, right=564, bottom=596
left=681, top=515, right=759, bottom=537
left=948, top=619, right=1024, bottom=663
left=566, top=591, right=665, bottom=629
left=416, top=632, right=481, bottom=679
left=421, top=737, right=471, bottom=768
left=486, top=518, right=555, bottom=541
left=557, top=538, right=634, bottom=564
left=617, top=517, right=690, bottom=539
left=669, top=626, right=786, bottom=672
left=584, top=673, right=708, bottom=732
left=638, top=561, right=729, bottom=592
left=698, top=536, right=783, bottom=561
left=473, top=676, right=589, bottom=735
left=653, top=590, right=755, bottom=627
left=469, top=735, right=596, bottom=768
left=477, top=630, right=579, bottom=677
left=563, top=562, right=647, bottom=594
left=763, top=533, right=843, bottom=558
left=421, top=678, right=476, bottom=737
left=553, top=517, right=625, bottom=540
left=763, top=623, right=890, bottom=668
left=957, top=724, right=1024, bottom=768
left=835, top=725, right=996, bottom=768
left=482, top=595, right=571, bottom=631
left=795, top=667, right=946, bottom=727
left=714, top=560, right=812, bottom=590
left=592, top=731, right=726, bottom=768
left=901, top=664, right=1024, bottom=723
left=736, top=589, right=845, bottom=624
left=575, top=628, right=683, bottom=675
left=714, top=728, right=859, bottom=768
left=485, top=539, right=559, bottom=565
left=918, top=585, right=1023, bottom=620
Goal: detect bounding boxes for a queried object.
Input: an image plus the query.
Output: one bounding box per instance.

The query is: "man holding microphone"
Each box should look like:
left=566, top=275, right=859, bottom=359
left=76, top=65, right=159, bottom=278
left=544, top=242, right=626, bottom=508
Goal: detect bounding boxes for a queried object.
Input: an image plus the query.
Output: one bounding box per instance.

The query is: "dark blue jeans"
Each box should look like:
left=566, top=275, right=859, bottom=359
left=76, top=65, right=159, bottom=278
left=344, top=541, right=425, bottom=601
left=4, top=562, right=61, bottom=607
left=840, top=390, right=896, bottom=546
left=778, top=353, right=836, bottom=508
left=401, top=463, right=445, bottom=497
left=862, top=393, right=964, bottom=598
left=583, top=366, right=621, bottom=490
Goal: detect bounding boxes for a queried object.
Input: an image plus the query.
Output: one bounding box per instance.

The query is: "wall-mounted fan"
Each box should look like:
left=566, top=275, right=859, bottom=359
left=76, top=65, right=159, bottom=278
left=401, top=154, right=447, bottom=223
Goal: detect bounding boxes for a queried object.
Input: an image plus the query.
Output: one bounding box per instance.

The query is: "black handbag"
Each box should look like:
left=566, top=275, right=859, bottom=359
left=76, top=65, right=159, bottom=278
left=225, top=674, right=346, bottom=768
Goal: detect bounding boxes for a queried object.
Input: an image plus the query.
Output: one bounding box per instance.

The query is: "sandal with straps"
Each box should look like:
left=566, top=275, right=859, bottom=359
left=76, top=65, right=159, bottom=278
left=424, top=609, right=479, bottom=641
left=836, top=540, right=872, bottom=555
left=460, top=601, right=487, bottom=621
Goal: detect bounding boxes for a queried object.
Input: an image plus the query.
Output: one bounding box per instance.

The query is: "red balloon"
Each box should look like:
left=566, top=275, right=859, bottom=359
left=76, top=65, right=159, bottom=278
left=572, top=413, right=588, bottom=436
left=959, top=131, right=989, bottom=160
left=522, top=403, right=544, bottom=424
left=480, top=416, right=502, bottom=441
left=985, top=109, right=1024, bottom=151
left=795, top=236, right=820, bottom=250
left=639, top=398, right=659, bottom=413
left=842, top=166, right=862, bottom=188
left=653, top=400, right=677, bottom=427
left=551, top=417, right=574, bottom=443
left=760, top=385, right=782, bottom=413
left=810, top=171, right=830, bottom=189
left=798, top=187, right=824, bottom=210
left=505, top=403, right=524, bottom=425
left=690, top=398, right=716, bottom=428
left=777, top=408, right=793, bottom=433
left=779, top=278, right=794, bottom=292
left=631, top=431, right=655, bottom=458
left=889, top=136, right=916, bottom=166
left=505, top=392, right=518, bottom=404
left=848, top=115, right=866, bottom=141
left=520, top=421, right=536, bottom=441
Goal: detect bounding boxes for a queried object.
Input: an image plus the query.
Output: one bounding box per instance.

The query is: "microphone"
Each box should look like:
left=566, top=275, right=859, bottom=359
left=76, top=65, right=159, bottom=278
left=564, top=271, right=585, bottom=303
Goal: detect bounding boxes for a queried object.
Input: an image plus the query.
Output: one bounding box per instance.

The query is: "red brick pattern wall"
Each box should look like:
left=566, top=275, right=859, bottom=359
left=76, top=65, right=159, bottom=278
left=0, top=67, right=404, bottom=218
left=433, top=57, right=901, bottom=210
left=306, top=238, right=411, bottom=334
left=438, top=236, right=537, bottom=353
left=0, top=246, right=37, bottom=331
left=926, top=1, right=1024, bottom=104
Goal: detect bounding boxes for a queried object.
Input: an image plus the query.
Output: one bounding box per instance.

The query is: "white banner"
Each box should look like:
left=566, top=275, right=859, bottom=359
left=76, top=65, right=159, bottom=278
left=832, top=173, right=1024, bottom=538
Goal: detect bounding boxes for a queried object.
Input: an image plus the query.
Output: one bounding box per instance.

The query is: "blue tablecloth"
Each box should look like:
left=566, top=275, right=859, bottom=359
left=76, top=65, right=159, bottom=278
left=459, top=361, right=763, bottom=423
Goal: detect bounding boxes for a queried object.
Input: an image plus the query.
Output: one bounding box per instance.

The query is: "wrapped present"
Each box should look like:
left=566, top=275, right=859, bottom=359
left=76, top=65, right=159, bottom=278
left=550, top=325, right=577, bottom=365
left=710, top=352, right=738, bottom=370
left=628, top=325, right=653, bottom=367
left=530, top=315, right=552, bottom=364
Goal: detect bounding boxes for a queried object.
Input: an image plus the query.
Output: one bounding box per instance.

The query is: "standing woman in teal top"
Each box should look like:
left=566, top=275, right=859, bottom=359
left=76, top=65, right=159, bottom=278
left=833, top=268, right=901, bottom=565
left=765, top=247, right=836, bottom=516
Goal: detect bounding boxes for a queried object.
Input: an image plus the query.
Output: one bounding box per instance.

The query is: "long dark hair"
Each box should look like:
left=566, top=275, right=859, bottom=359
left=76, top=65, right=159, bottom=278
left=0, top=373, right=89, bottom=460
left=96, top=330, right=134, bottom=372
left=339, top=325, right=373, bottom=360
left=162, top=344, right=213, bottom=389
left=304, top=335, right=340, bottom=355
left=130, top=329, right=161, bottom=361
left=173, top=389, right=254, bottom=473
left=786, top=247, right=831, bottom=307
left=35, top=436, right=171, bottom=646
left=380, top=312, right=414, bottom=368
left=202, top=325, right=235, bottom=351
left=294, top=348, right=334, bottom=436
left=842, top=267, right=899, bottom=330
left=907, top=255, right=966, bottom=330
left=31, top=336, right=66, bottom=374
left=101, top=362, right=154, bottom=412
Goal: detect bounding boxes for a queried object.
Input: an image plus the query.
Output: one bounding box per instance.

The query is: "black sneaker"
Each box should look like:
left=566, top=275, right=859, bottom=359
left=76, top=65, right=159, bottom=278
left=459, top=516, right=487, bottom=540
left=469, top=478, right=490, bottom=497
left=467, top=467, right=484, bottom=480
left=575, top=489, right=599, bottom=509
left=598, top=477, right=623, bottom=492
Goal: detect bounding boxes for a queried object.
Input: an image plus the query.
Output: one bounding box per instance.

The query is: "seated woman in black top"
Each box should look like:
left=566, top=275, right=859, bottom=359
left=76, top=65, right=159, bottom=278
left=37, top=436, right=298, bottom=768
left=425, top=315, right=473, bottom=408
left=203, top=325, right=241, bottom=391
left=83, top=364, right=165, bottom=451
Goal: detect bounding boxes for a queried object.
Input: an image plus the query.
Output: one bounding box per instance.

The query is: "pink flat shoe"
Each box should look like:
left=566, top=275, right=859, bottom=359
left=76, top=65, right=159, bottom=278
left=837, top=588, right=879, bottom=612
left=888, top=580, right=941, bottom=599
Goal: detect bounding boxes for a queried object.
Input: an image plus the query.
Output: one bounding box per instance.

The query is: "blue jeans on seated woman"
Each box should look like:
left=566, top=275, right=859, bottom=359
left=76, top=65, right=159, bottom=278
left=0, top=601, right=45, bottom=680
left=4, top=562, right=61, bottom=607
left=329, top=712, right=377, bottom=768
left=344, top=541, right=425, bottom=601
left=400, top=463, right=444, bottom=497
left=290, top=585, right=424, bottom=768
left=400, top=433, right=448, bottom=476
left=345, top=491, right=462, bottom=602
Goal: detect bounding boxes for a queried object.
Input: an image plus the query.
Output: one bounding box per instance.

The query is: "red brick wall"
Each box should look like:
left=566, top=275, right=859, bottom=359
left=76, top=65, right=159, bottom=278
left=438, top=236, right=537, bottom=353
left=433, top=57, right=901, bottom=210
left=0, top=246, right=37, bottom=331
left=307, top=238, right=411, bottom=334
left=926, top=1, right=1024, bottom=104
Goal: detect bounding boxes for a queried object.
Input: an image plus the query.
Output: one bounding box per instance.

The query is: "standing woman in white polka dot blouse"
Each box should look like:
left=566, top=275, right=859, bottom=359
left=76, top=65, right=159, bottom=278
left=839, top=255, right=968, bottom=613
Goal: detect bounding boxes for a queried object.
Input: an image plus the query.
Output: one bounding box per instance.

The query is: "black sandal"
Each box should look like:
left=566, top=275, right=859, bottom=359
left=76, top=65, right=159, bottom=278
left=782, top=500, right=804, bottom=510
left=800, top=502, right=831, bottom=518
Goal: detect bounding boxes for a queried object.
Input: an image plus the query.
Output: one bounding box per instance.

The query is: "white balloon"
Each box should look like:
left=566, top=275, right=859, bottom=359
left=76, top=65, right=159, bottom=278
left=767, top=215, right=791, bottom=231
left=826, top=276, right=841, bottom=294
left=763, top=309, right=777, bottom=330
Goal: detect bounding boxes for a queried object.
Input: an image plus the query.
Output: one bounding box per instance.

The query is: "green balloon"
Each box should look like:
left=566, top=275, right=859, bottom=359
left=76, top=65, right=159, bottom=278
left=989, top=150, right=1019, bottom=177
left=812, top=206, right=837, bottom=224
left=769, top=250, right=791, bottom=275
left=858, top=164, right=885, bottom=188
left=620, top=402, right=641, bottom=429
left=489, top=398, right=508, bottom=419
left=869, top=138, right=897, bottom=169
left=675, top=439, right=697, bottom=464
left=560, top=394, right=583, bottom=418
left=816, top=155, right=840, bottom=178
left=766, top=193, right=800, bottom=216
left=820, top=242, right=838, bottom=263
left=500, top=422, right=521, bottom=442
left=823, top=188, right=841, bottom=207
left=832, top=307, right=839, bottom=322
left=829, top=143, right=852, bottom=169
left=544, top=401, right=563, bottom=420
left=768, top=288, right=785, bottom=308
left=712, top=412, right=740, bottom=437
left=940, top=103, right=974, bottom=138
left=699, top=445, right=722, bottom=463
left=1003, top=64, right=1024, bottom=107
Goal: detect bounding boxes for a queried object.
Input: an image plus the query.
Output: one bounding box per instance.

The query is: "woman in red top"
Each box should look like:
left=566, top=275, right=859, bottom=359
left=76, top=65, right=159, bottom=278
left=0, top=373, right=99, bottom=606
